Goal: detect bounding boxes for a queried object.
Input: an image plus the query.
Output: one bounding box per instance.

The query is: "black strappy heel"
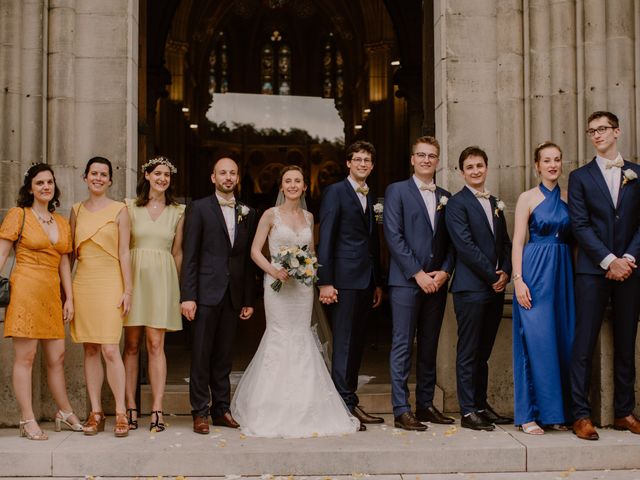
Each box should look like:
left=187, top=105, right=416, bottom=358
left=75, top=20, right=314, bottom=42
left=150, top=410, right=165, bottom=432
left=126, top=408, right=139, bottom=430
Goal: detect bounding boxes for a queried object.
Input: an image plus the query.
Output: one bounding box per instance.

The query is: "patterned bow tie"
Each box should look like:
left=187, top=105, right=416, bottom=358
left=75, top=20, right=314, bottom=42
left=356, top=186, right=369, bottom=195
left=419, top=183, right=436, bottom=192
left=605, top=158, right=624, bottom=169
left=475, top=191, right=491, bottom=200
left=218, top=198, right=236, bottom=208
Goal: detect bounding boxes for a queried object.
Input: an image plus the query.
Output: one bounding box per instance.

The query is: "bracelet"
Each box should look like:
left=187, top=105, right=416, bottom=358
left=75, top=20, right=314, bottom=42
left=512, top=274, right=522, bottom=281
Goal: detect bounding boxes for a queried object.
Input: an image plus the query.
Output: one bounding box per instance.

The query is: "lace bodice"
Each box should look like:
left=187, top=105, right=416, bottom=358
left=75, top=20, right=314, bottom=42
left=268, top=207, right=314, bottom=258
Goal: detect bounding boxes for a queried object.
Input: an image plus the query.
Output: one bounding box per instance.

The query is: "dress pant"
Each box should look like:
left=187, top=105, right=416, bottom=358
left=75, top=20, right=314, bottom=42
left=453, top=291, right=504, bottom=415
left=329, top=283, right=373, bottom=411
left=189, top=290, right=238, bottom=418
left=389, top=286, right=447, bottom=416
left=571, top=274, right=640, bottom=420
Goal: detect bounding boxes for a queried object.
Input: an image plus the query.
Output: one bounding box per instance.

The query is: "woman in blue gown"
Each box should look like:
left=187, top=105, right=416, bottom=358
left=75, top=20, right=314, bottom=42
left=511, top=141, right=575, bottom=434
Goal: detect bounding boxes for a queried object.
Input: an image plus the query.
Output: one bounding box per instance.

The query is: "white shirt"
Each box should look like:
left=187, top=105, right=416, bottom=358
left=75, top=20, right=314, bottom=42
left=465, top=185, right=494, bottom=234
left=216, top=193, right=236, bottom=246
left=347, top=175, right=368, bottom=212
left=413, top=175, right=436, bottom=231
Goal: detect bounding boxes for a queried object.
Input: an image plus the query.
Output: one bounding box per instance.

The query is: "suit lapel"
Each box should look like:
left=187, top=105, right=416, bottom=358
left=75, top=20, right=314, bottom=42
left=586, top=159, right=615, bottom=210
left=408, top=180, right=434, bottom=234
left=490, top=197, right=498, bottom=237
left=343, top=178, right=368, bottom=225
left=209, top=196, right=232, bottom=246
left=616, top=161, right=630, bottom=210
left=463, top=187, right=494, bottom=237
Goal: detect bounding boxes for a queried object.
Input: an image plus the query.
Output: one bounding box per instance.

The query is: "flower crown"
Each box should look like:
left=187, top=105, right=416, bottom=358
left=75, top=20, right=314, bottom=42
left=141, top=156, right=177, bottom=174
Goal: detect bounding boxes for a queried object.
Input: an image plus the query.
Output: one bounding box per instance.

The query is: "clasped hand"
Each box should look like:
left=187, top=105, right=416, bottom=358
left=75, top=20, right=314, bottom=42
left=606, top=257, right=637, bottom=281
left=492, top=270, right=509, bottom=293
left=414, top=270, right=448, bottom=294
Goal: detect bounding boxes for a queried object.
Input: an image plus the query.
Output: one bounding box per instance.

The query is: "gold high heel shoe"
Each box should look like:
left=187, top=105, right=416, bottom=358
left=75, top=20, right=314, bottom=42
left=114, top=412, right=130, bottom=437
left=82, top=411, right=105, bottom=436
left=19, top=419, right=48, bottom=440
left=54, top=410, right=83, bottom=432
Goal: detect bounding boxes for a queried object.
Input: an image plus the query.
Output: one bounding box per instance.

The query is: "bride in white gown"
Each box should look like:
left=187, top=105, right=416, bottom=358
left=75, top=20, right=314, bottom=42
left=231, top=166, right=360, bottom=438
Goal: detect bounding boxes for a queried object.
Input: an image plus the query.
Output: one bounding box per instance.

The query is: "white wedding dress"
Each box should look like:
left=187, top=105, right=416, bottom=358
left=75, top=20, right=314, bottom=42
left=231, top=208, right=360, bottom=438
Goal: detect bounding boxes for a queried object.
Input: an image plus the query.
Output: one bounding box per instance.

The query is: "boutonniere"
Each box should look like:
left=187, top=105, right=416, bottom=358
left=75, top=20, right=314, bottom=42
left=237, top=204, right=250, bottom=224
left=622, top=169, right=638, bottom=186
left=373, top=202, right=384, bottom=223
left=494, top=200, right=506, bottom=217
left=436, top=196, right=448, bottom=211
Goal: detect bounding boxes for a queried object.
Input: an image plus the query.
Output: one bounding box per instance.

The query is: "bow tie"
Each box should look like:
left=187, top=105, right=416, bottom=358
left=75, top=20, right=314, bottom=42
left=218, top=198, right=236, bottom=208
left=475, top=191, right=491, bottom=200
left=419, top=183, right=436, bottom=192
left=356, top=186, right=369, bottom=195
left=605, top=158, right=624, bottom=169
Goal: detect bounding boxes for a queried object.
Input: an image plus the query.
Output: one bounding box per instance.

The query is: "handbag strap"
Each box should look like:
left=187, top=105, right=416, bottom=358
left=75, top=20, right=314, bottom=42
left=6, top=207, right=26, bottom=276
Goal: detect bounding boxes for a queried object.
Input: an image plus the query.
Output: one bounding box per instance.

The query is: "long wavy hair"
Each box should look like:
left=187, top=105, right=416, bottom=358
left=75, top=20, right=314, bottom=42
left=17, top=164, right=61, bottom=212
left=135, top=156, right=178, bottom=207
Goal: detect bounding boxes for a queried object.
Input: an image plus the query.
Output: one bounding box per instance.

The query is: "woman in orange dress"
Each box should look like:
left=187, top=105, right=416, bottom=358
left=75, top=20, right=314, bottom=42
left=0, top=164, right=81, bottom=440
left=70, top=157, right=132, bottom=437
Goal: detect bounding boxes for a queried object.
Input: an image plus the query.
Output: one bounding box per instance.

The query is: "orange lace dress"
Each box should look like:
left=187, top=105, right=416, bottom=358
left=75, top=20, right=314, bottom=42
left=0, top=207, right=72, bottom=339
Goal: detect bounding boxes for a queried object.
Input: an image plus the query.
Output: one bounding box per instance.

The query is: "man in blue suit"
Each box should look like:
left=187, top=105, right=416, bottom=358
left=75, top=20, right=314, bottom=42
left=318, top=140, right=383, bottom=431
left=384, top=136, right=455, bottom=431
left=569, top=111, right=640, bottom=440
left=445, top=146, right=512, bottom=431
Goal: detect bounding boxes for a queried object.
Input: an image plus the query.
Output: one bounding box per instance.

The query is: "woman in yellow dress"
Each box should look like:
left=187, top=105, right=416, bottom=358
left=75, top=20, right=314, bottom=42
left=0, top=164, right=82, bottom=440
left=70, top=157, right=132, bottom=437
left=123, top=156, right=185, bottom=432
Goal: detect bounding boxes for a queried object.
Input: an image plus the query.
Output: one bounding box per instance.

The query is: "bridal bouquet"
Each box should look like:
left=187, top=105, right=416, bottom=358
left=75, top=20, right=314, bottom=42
left=270, top=244, right=319, bottom=292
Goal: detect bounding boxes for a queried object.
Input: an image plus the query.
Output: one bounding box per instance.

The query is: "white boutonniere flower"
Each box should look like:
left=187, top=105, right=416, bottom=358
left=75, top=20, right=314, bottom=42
left=436, top=196, right=448, bottom=211
left=373, top=202, right=384, bottom=223
left=237, top=204, right=250, bottom=224
left=622, top=169, right=638, bottom=186
left=494, top=200, right=506, bottom=217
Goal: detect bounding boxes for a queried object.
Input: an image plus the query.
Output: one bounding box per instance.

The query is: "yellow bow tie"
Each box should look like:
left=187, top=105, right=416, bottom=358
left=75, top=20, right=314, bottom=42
left=605, top=158, right=624, bottom=169
left=419, top=183, right=436, bottom=192
left=475, top=191, right=491, bottom=200
left=218, top=198, right=236, bottom=208
left=356, top=186, right=369, bottom=195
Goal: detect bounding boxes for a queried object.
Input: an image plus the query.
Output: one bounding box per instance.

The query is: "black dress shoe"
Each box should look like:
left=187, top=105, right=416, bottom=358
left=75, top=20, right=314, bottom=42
left=353, top=405, right=384, bottom=424
left=416, top=406, right=455, bottom=424
left=394, top=412, right=428, bottom=431
left=461, top=412, right=495, bottom=431
left=479, top=405, right=513, bottom=425
left=359, top=423, right=367, bottom=431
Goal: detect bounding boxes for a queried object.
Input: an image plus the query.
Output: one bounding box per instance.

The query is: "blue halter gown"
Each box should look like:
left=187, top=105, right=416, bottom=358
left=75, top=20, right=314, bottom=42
left=512, top=183, right=575, bottom=426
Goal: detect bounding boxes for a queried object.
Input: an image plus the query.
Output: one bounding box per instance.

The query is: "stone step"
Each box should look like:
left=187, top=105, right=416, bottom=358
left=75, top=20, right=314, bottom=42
left=140, top=382, right=444, bottom=415
left=1, top=416, right=640, bottom=477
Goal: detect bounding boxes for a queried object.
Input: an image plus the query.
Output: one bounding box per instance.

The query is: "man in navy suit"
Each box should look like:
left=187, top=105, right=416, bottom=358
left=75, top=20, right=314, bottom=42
left=318, top=140, right=383, bottom=431
left=181, top=157, right=257, bottom=434
left=569, top=111, right=640, bottom=440
left=445, top=146, right=513, bottom=431
left=384, top=136, right=455, bottom=431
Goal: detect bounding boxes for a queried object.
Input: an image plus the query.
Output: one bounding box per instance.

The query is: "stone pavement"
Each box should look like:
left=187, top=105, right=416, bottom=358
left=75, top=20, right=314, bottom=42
left=1, top=415, right=640, bottom=478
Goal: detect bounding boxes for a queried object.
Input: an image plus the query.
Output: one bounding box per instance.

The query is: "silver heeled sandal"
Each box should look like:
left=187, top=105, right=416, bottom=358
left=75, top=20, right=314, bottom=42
left=54, top=410, right=83, bottom=432
left=19, top=419, right=48, bottom=440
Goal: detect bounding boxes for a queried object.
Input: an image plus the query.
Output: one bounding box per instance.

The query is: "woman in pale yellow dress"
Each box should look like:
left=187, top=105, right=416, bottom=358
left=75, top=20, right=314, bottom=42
left=123, top=156, right=185, bottom=432
left=70, top=157, right=132, bottom=437
left=0, top=164, right=82, bottom=440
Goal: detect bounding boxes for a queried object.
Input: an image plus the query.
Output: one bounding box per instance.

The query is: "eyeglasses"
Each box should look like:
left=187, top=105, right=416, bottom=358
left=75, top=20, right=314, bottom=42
left=413, top=152, right=439, bottom=160
left=586, top=126, right=615, bottom=137
left=350, top=157, right=373, bottom=165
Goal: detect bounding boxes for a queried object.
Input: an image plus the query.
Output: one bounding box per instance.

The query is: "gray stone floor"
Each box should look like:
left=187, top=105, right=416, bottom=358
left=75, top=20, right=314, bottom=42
left=2, top=415, right=640, bottom=478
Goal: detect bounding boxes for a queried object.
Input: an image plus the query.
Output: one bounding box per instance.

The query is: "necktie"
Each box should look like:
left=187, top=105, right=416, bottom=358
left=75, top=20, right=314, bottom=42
left=419, top=183, right=436, bottom=192
left=219, top=198, right=236, bottom=208
left=356, top=186, right=369, bottom=195
left=605, top=158, right=624, bottom=169
left=475, top=191, right=491, bottom=199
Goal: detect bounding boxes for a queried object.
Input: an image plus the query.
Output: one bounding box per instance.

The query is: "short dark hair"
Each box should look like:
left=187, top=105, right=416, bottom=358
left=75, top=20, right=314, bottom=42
left=84, top=156, right=113, bottom=179
left=135, top=156, right=178, bottom=207
left=413, top=136, right=440, bottom=156
left=458, top=146, right=488, bottom=170
left=587, top=111, right=619, bottom=128
left=534, top=141, right=563, bottom=163
left=346, top=141, right=376, bottom=163
left=17, top=163, right=61, bottom=212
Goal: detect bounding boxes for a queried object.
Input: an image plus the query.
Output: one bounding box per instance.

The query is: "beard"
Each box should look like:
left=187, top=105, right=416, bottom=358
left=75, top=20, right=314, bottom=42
left=216, top=183, right=236, bottom=195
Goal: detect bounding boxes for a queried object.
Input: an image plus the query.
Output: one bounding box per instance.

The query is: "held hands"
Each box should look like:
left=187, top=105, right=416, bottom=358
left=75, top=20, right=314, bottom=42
left=272, top=267, right=289, bottom=282
left=415, top=270, right=448, bottom=294
left=606, top=257, right=637, bottom=282
left=514, top=278, right=532, bottom=309
left=319, top=285, right=338, bottom=304
left=239, top=307, right=254, bottom=320
left=119, top=292, right=132, bottom=316
left=62, top=298, right=74, bottom=324
left=492, top=270, right=509, bottom=293
left=181, top=300, right=197, bottom=321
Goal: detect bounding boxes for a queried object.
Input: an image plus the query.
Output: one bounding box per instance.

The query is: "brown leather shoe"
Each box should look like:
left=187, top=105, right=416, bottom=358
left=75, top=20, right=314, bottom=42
left=358, top=423, right=367, bottom=431
left=394, top=411, right=427, bottom=431
left=211, top=411, right=240, bottom=429
left=614, top=414, right=640, bottom=434
left=572, top=417, right=599, bottom=440
left=193, top=415, right=210, bottom=434
left=83, top=411, right=105, bottom=436
left=353, top=406, right=384, bottom=424
left=416, top=406, right=455, bottom=424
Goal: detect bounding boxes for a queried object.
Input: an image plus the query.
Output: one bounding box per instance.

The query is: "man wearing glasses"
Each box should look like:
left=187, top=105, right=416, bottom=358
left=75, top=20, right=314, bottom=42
left=569, top=111, right=640, bottom=440
left=318, top=140, right=383, bottom=431
left=383, top=136, right=455, bottom=430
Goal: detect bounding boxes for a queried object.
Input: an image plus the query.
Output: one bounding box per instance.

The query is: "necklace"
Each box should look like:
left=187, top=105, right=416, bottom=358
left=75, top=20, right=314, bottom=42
left=34, top=210, right=54, bottom=225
